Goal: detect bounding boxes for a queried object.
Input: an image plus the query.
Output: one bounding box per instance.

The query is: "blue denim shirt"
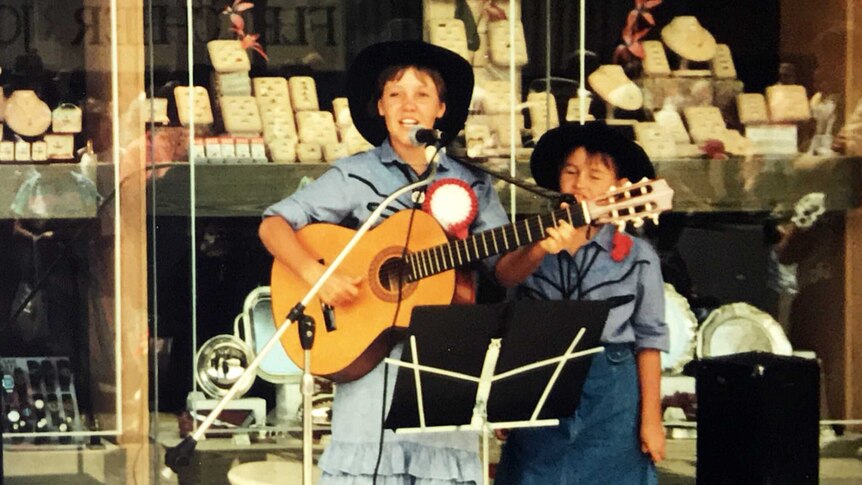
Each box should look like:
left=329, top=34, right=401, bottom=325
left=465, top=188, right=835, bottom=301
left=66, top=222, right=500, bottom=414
left=264, top=140, right=508, bottom=249
left=516, top=224, right=669, bottom=352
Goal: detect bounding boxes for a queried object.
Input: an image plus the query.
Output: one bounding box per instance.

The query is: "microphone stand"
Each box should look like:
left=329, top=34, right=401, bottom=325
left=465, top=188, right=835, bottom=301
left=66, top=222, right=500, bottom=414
left=162, top=143, right=445, bottom=484
left=449, top=154, right=575, bottom=207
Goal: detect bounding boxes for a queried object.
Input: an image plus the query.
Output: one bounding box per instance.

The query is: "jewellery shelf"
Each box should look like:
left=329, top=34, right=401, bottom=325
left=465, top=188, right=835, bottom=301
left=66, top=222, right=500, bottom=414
left=0, top=155, right=858, bottom=219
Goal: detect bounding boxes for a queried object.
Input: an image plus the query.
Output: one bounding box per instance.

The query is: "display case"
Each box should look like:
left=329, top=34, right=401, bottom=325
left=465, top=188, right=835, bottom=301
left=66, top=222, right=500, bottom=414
left=3, top=0, right=861, bottom=483
left=0, top=0, right=149, bottom=482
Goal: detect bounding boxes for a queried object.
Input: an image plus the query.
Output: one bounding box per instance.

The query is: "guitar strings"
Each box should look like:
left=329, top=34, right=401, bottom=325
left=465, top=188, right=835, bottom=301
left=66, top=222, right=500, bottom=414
left=374, top=194, right=655, bottom=282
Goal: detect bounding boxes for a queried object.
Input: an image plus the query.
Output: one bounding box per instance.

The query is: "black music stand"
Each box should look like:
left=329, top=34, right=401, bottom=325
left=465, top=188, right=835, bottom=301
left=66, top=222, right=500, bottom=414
left=384, top=299, right=610, bottom=485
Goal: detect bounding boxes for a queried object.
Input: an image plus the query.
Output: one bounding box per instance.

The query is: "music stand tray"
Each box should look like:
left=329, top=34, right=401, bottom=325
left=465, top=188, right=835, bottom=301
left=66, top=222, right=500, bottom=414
left=384, top=299, right=610, bottom=485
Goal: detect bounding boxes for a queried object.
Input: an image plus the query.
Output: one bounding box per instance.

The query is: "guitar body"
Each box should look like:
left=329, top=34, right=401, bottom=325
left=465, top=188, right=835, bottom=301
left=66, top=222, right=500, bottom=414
left=270, top=210, right=457, bottom=382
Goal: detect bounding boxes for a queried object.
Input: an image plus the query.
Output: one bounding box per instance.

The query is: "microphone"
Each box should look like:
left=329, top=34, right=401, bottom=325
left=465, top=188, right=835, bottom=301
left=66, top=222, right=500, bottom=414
left=408, top=126, right=442, bottom=146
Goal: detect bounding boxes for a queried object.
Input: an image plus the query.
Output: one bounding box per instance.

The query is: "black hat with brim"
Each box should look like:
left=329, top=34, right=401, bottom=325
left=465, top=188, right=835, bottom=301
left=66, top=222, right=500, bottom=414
left=530, top=121, right=656, bottom=191
left=347, top=40, right=474, bottom=146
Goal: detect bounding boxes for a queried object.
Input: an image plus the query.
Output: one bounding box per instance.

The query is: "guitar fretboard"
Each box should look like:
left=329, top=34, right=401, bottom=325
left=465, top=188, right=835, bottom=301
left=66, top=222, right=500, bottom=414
left=405, top=204, right=588, bottom=282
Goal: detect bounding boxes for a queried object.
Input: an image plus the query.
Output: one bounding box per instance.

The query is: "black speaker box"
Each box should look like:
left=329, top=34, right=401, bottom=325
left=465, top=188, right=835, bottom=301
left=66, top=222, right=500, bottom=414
left=696, top=352, right=819, bottom=485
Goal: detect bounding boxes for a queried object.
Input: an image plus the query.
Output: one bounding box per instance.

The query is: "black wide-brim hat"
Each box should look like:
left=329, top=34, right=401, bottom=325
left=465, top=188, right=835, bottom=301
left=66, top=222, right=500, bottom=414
left=530, top=121, right=656, bottom=192
left=347, top=40, right=474, bottom=146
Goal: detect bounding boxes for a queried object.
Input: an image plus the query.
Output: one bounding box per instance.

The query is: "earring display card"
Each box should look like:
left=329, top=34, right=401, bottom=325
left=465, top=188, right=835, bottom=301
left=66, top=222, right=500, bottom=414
left=642, top=41, right=672, bottom=76
left=258, top=100, right=297, bottom=143
left=220, top=96, right=263, bottom=138
left=296, top=142, right=323, bottom=163
left=488, top=20, right=529, bottom=67
left=527, top=91, right=559, bottom=141
left=51, top=104, right=83, bottom=134
left=14, top=141, right=31, bottom=162
left=213, top=71, right=252, bottom=97
left=1, top=141, right=16, bottom=161
left=331, top=97, right=353, bottom=128
left=174, top=86, right=215, bottom=126
left=635, top=122, right=678, bottom=159
left=684, top=106, right=727, bottom=143
left=296, top=111, right=339, bottom=146
left=711, top=44, right=737, bottom=79
left=339, top=124, right=375, bottom=155
left=766, top=85, right=811, bottom=123
left=207, top=40, right=252, bottom=73
left=428, top=19, right=471, bottom=61
left=1, top=357, right=82, bottom=442
left=323, top=142, right=350, bottom=163
left=268, top=138, right=297, bottom=163
left=253, top=77, right=291, bottom=104
left=737, top=93, right=769, bottom=125
left=465, top=123, right=492, bottom=157
left=288, top=77, right=320, bottom=112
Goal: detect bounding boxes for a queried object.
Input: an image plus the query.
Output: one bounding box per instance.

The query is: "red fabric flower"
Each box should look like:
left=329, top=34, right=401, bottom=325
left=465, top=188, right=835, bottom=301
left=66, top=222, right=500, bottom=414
left=611, top=230, right=633, bottom=262
left=422, top=178, right=478, bottom=239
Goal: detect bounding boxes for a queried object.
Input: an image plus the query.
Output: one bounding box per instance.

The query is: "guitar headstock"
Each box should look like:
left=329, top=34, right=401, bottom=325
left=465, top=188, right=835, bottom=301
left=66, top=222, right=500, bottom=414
left=584, top=178, right=674, bottom=230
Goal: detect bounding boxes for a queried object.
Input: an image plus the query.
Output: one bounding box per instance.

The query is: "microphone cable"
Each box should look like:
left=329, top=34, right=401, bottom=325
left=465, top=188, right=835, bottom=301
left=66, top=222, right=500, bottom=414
left=372, top=143, right=443, bottom=485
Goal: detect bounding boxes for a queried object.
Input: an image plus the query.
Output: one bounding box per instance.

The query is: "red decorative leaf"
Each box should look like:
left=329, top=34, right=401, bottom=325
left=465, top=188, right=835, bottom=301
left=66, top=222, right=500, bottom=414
left=632, top=28, right=650, bottom=43
left=613, top=44, right=631, bottom=64
left=239, top=32, right=260, bottom=49
left=611, top=231, right=633, bottom=262
left=252, top=44, right=269, bottom=61
left=233, top=1, right=254, bottom=13
left=641, top=12, right=656, bottom=26
left=644, top=0, right=663, bottom=9
left=230, top=14, right=245, bottom=33
left=625, top=10, right=639, bottom=31
left=629, top=42, right=646, bottom=59
left=484, top=1, right=507, bottom=22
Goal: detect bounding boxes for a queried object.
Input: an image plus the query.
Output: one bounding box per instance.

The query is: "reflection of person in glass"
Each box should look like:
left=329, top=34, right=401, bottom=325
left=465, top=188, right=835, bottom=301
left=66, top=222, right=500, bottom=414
left=494, top=122, right=668, bottom=484
left=258, top=40, right=508, bottom=483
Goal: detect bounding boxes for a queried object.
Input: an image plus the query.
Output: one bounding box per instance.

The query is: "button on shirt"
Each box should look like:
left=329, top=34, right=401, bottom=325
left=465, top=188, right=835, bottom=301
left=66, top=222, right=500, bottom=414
left=515, top=224, right=669, bottom=352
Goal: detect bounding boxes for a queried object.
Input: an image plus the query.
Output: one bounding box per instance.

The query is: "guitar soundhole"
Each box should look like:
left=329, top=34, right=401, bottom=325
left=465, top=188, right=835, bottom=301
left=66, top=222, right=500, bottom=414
left=379, top=257, right=410, bottom=291
left=369, top=248, right=418, bottom=303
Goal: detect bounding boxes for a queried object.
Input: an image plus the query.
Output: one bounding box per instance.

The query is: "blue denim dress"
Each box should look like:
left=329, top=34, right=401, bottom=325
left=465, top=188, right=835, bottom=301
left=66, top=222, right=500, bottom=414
left=264, top=141, right=509, bottom=484
left=494, top=226, right=669, bottom=485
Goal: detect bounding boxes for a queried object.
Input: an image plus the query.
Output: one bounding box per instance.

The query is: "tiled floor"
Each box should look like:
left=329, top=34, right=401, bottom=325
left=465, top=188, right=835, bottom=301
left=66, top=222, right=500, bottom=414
left=4, top=429, right=862, bottom=483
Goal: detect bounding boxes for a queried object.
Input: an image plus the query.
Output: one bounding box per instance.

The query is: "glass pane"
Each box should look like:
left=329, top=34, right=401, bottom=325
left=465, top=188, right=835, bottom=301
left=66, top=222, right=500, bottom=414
left=2, top=0, right=150, bottom=481
left=142, top=0, right=862, bottom=483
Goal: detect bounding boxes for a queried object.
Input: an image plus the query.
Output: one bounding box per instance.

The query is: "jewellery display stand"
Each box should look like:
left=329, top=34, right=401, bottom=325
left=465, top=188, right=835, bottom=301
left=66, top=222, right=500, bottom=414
left=385, top=300, right=610, bottom=485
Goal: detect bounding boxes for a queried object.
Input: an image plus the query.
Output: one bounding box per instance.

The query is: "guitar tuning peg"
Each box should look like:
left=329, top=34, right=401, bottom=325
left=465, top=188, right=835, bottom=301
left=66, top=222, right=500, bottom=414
left=623, top=181, right=632, bottom=187
left=650, top=215, right=660, bottom=224
left=632, top=217, right=644, bottom=228
left=615, top=221, right=626, bottom=232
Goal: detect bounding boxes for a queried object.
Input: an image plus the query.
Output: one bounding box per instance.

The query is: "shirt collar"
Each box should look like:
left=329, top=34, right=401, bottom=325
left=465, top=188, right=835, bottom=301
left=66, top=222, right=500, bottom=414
left=589, top=224, right=617, bottom=252
left=377, top=139, right=452, bottom=172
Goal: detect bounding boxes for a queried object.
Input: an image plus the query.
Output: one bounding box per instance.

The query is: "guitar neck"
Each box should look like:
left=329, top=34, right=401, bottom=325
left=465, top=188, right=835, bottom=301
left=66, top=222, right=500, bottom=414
left=406, top=203, right=588, bottom=282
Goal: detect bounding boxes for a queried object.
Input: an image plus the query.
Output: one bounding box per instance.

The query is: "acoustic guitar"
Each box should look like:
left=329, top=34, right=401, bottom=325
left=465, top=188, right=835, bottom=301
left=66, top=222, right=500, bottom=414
left=270, top=178, right=674, bottom=382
